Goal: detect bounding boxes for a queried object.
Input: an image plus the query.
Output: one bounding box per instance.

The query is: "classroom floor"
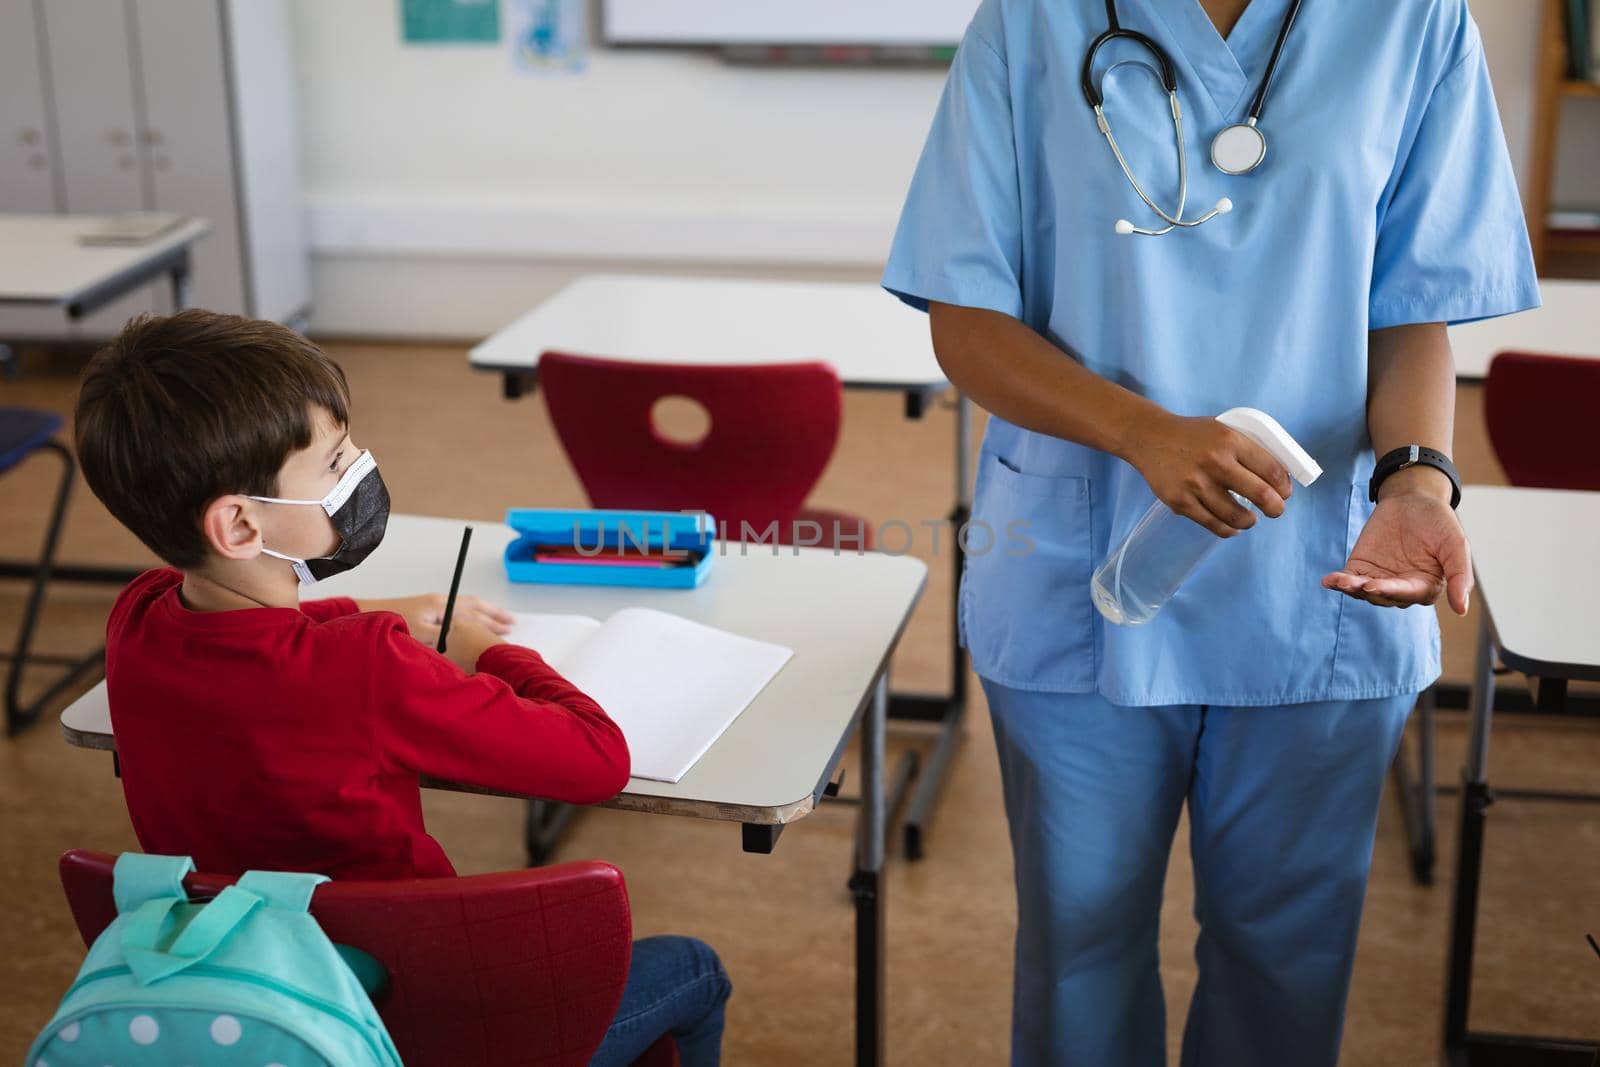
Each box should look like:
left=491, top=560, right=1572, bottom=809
left=1, top=339, right=1596, bottom=1065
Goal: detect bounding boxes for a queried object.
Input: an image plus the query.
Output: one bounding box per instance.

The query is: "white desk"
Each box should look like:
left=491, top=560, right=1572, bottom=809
left=0, top=213, right=210, bottom=378
left=470, top=273, right=971, bottom=860
left=1442, top=487, right=1600, bottom=1064
left=1447, top=279, right=1600, bottom=380
left=0, top=213, right=210, bottom=318
left=60, top=515, right=927, bottom=824
left=59, top=513, right=926, bottom=1067
left=468, top=273, right=949, bottom=404
left=1462, top=488, right=1600, bottom=681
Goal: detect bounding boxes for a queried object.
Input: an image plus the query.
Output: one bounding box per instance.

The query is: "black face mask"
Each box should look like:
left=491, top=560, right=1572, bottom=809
left=251, top=449, right=391, bottom=585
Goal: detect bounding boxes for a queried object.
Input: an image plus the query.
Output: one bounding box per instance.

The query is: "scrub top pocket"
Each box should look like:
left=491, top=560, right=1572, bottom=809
left=1329, top=480, right=1442, bottom=694
left=961, top=453, right=1096, bottom=691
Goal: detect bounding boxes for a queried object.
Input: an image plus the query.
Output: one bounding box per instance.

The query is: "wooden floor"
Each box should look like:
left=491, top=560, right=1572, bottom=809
left=1, top=340, right=1596, bottom=1064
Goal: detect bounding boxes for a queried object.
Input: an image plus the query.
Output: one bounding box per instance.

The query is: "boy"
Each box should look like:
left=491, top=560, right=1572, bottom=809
left=74, top=310, right=729, bottom=1064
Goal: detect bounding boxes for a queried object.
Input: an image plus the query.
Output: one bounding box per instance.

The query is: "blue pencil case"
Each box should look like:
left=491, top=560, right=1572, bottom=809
left=503, top=508, right=715, bottom=589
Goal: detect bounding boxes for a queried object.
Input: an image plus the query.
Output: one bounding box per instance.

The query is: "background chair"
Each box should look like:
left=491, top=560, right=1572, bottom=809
left=1394, top=350, right=1600, bottom=885
left=538, top=352, right=872, bottom=551
left=532, top=353, right=879, bottom=864
left=58, top=849, right=678, bottom=1067
left=536, top=353, right=916, bottom=870
left=0, top=407, right=105, bottom=736
left=1484, top=351, right=1600, bottom=492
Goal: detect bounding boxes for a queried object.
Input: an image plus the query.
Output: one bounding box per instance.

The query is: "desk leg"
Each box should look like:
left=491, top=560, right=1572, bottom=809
left=851, top=674, right=888, bottom=1067
left=170, top=253, right=192, bottom=311
left=891, top=392, right=973, bottom=860
left=946, top=391, right=971, bottom=709
left=1444, top=616, right=1497, bottom=1056
left=954, top=392, right=973, bottom=513
left=524, top=800, right=577, bottom=866
left=1392, top=686, right=1439, bottom=885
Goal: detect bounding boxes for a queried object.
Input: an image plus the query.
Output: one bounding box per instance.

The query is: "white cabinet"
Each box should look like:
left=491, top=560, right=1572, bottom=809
left=131, top=0, right=244, bottom=320
left=218, top=0, right=309, bottom=327
left=0, top=0, right=309, bottom=342
left=0, top=1, right=57, bottom=214
left=0, top=1, right=71, bottom=337
left=39, top=0, right=158, bottom=334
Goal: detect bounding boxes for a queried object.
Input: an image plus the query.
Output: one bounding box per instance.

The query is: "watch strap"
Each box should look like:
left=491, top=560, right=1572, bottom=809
left=1369, top=445, right=1461, bottom=509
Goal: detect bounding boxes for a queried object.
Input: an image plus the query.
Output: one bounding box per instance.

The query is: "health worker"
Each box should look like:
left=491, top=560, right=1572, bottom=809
left=882, top=0, right=1539, bottom=1064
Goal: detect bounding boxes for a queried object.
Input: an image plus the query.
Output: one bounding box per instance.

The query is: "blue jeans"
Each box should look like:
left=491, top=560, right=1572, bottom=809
left=590, top=935, right=731, bottom=1067
left=984, top=681, right=1414, bottom=1067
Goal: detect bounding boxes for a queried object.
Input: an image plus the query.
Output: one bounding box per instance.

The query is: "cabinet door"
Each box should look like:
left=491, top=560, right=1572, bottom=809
left=0, top=0, right=67, bottom=339
left=133, top=0, right=245, bottom=315
left=39, top=0, right=158, bottom=336
left=0, top=0, right=58, bottom=213
left=221, top=0, right=308, bottom=322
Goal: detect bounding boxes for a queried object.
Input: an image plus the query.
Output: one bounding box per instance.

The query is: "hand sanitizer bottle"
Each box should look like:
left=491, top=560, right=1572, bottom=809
left=1091, top=408, right=1323, bottom=626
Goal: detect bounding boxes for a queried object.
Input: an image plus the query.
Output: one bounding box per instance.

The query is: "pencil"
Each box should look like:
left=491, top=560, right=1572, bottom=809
left=437, top=525, right=473, bottom=654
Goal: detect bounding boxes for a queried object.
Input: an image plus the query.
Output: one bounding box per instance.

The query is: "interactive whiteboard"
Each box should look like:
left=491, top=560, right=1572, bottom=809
left=601, top=0, right=979, bottom=46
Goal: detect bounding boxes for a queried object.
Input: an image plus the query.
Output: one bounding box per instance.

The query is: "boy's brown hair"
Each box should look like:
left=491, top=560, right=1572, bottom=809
left=75, top=310, right=351, bottom=569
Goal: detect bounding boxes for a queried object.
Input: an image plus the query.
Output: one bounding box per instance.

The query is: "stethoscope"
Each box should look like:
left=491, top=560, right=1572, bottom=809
left=1081, top=0, right=1303, bottom=236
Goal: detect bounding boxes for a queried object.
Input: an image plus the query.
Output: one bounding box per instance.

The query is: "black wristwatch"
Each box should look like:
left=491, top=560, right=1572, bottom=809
left=1369, top=445, right=1461, bottom=509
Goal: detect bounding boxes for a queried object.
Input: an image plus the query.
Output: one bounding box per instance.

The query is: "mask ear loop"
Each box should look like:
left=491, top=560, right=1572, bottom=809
left=259, top=548, right=317, bottom=586
left=248, top=450, right=377, bottom=516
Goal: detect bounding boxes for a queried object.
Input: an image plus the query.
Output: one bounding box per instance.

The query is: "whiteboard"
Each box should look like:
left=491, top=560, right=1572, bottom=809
left=601, top=0, right=978, bottom=46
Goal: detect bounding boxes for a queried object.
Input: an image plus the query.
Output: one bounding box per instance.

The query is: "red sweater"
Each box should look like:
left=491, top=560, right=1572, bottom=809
left=105, top=569, right=629, bottom=880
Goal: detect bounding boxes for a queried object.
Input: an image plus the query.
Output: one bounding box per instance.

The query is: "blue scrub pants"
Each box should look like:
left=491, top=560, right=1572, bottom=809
left=983, top=680, right=1413, bottom=1067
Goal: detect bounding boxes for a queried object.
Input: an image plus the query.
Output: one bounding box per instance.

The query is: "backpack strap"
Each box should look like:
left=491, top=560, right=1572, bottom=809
left=234, top=873, right=388, bottom=997
left=122, top=884, right=263, bottom=985
left=112, top=853, right=195, bottom=916
left=236, top=870, right=329, bottom=913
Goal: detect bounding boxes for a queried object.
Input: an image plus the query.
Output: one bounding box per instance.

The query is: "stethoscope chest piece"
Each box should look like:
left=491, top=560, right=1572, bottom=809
left=1085, top=0, right=1303, bottom=233
left=1211, top=121, right=1267, bottom=176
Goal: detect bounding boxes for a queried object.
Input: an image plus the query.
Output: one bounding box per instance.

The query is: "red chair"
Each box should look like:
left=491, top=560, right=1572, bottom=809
left=1484, top=351, right=1600, bottom=490
left=538, top=352, right=872, bottom=550
left=58, top=850, right=678, bottom=1067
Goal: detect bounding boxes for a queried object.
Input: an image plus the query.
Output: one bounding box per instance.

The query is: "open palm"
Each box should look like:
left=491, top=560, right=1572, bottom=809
left=1322, top=493, right=1472, bottom=614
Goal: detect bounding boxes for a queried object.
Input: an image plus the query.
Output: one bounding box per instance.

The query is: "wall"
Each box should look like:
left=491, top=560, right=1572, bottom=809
left=292, top=0, right=946, bottom=336
left=1472, top=0, right=1600, bottom=216
left=292, top=0, right=1599, bottom=338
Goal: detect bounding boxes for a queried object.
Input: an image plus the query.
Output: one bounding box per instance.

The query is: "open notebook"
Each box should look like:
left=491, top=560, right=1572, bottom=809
left=506, top=608, right=793, bottom=783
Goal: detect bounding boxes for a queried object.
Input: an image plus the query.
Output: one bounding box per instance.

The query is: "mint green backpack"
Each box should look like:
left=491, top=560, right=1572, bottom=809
left=28, top=854, right=402, bottom=1067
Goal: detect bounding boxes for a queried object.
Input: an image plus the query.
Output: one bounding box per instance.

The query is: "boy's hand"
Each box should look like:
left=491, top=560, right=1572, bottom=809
left=408, top=616, right=506, bottom=673
left=359, top=594, right=515, bottom=637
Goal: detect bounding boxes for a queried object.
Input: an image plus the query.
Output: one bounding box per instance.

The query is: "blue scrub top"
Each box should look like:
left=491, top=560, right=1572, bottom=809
left=884, top=0, right=1540, bottom=706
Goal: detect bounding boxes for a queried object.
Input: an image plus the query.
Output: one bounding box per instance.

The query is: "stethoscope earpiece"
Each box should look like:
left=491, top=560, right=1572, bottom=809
left=1114, top=198, right=1231, bottom=237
